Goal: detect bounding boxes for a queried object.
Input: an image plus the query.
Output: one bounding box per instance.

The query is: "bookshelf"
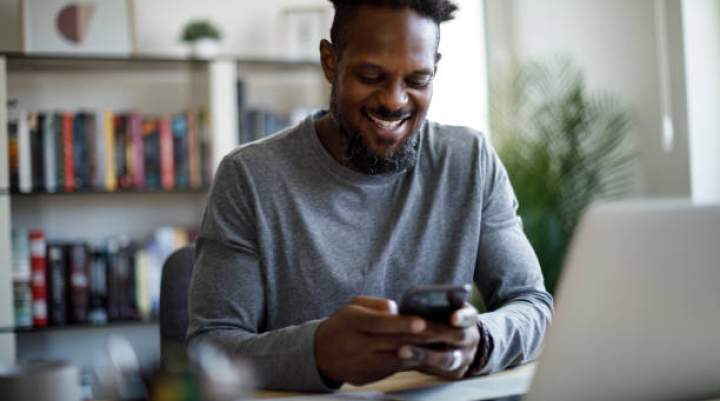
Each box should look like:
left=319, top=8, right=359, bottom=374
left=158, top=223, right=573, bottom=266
left=0, top=52, right=326, bottom=369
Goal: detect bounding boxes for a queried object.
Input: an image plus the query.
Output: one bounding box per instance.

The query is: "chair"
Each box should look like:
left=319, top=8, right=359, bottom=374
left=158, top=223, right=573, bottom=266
left=159, top=244, right=195, bottom=369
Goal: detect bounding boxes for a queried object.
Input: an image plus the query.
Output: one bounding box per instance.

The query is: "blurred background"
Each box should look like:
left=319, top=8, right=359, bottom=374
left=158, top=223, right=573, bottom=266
left=0, top=0, right=718, bottom=398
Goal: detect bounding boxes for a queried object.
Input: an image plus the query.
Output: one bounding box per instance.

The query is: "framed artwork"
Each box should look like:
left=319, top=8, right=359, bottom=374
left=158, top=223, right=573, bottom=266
left=20, top=0, right=135, bottom=55
left=282, top=7, right=330, bottom=60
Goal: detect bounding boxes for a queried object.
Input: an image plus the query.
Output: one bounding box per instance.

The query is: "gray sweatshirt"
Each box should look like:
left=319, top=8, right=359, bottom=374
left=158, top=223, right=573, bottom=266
left=187, top=112, right=553, bottom=392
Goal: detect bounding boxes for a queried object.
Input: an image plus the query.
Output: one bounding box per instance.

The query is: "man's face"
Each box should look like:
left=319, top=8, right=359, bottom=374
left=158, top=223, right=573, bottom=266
left=322, top=6, right=439, bottom=174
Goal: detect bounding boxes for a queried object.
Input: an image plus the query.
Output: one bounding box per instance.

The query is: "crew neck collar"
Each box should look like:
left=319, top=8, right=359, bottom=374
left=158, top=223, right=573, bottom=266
left=303, top=110, right=424, bottom=186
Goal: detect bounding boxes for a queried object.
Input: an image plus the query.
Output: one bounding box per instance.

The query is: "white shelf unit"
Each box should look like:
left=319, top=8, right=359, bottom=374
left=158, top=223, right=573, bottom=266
left=0, top=53, right=326, bottom=368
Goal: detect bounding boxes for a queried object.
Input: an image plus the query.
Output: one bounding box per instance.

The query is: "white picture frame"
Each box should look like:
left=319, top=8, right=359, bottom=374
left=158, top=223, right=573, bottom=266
left=20, top=0, right=135, bottom=55
left=283, top=7, right=329, bottom=60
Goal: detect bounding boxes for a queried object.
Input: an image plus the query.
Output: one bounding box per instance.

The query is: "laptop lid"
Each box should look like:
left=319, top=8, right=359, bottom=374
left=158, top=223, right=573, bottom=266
left=525, top=200, right=720, bottom=401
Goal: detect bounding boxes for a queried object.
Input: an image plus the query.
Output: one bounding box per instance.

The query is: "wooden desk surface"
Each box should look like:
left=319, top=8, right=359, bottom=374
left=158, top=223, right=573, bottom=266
left=251, top=363, right=535, bottom=399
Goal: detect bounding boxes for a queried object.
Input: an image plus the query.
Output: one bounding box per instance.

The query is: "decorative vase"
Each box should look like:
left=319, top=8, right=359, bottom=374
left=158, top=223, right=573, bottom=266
left=190, top=38, right=219, bottom=59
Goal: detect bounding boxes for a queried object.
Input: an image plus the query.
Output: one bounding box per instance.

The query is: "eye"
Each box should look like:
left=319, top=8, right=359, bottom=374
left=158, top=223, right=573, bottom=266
left=357, top=72, right=383, bottom=84
left=407, top=75, right=433, bottom=88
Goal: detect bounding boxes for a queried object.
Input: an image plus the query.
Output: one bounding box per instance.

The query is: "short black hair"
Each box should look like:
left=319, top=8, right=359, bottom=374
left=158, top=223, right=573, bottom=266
left=328, top=0, right=458, bottom=54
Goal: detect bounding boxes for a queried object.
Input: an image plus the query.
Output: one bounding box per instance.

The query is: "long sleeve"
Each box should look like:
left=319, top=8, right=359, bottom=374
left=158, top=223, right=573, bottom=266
left=186, top=155, right=334, bottom=392
left=473, top=140, right=554, bottom=374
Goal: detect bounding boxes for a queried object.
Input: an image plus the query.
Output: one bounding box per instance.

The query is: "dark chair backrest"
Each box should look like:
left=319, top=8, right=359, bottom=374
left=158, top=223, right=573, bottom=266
left=159, top=244, right=195, bottom=368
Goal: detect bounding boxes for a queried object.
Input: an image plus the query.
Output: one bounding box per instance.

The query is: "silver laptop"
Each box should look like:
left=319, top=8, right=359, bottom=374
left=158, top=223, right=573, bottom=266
left=525, top=199, right=720, bottom=401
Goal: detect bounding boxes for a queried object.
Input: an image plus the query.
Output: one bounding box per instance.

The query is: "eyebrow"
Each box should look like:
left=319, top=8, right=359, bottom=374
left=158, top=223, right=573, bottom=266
left=351, top=62, right=434, bottom=76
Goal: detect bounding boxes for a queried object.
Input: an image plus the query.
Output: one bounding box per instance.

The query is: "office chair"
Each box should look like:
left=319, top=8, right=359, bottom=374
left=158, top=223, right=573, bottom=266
left=159, top=244, right=195, bottom=370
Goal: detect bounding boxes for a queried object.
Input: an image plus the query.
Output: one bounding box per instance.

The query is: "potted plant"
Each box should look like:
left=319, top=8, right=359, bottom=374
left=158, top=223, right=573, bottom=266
left=491, top=57, right=636, bottom=293
left=181, top=19, right=222, bottom=58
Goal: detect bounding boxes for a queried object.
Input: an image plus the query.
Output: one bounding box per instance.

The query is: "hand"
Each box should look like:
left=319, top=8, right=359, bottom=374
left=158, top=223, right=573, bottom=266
left=314, top=296, right=427, bottom=386
left=397, top=304, right=480, bottom=380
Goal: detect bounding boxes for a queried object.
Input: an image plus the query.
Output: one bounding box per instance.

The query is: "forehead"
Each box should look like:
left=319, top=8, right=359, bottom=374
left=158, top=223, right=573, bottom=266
left=340, top=6, right=439, bottom=71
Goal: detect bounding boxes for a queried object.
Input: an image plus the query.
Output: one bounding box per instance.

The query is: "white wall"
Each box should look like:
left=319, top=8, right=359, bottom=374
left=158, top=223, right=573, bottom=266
left=682, top=0, right=720, bottom=203
left=485, top=0, right=693, bottom=198
left=429, top=0, right=489, bottom=133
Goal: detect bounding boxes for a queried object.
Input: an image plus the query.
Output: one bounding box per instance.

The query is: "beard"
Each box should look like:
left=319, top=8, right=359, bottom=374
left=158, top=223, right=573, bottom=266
left=329, top=85, right=421, bottom=175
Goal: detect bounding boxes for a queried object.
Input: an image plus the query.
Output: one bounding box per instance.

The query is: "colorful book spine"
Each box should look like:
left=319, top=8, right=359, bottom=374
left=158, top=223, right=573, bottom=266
left=172, top=114, right=189, bottom=189
left=159, top=115, right=174, bottom=190
left=142, top=118, right=160, bottom=190
left=62, top=112, right=75, bottom=192
left=18, top=110, right=33, bottom=193
left=11, top=229, right=32, bottom=327
left=130, top=113, right=145, bottom=190
left=104, top=110, right=117, bottom=191
left=30, top=113, right=45, bottom=192
left=67, top=243, right=89, bottom=323
left=46, top=243, right=67, bottom=325
left=29, top=230, right=48, bottom=327
left=43, top=112, right=58, bottom=192
left=93, top=110, right=106, bottom=191
left=88, top=244, right=108, bottom=324
left=72, top=113, right=91, bottom=191
left=54, top=113, right=65, bottom=192
left=7, top=113, right=19, bottom=192
left=115, top=114, right=131, bottom=189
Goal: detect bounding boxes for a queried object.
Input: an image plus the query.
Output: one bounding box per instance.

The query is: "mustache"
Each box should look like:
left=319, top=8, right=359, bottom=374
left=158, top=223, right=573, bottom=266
left=365, top=106, right=412, bottom=120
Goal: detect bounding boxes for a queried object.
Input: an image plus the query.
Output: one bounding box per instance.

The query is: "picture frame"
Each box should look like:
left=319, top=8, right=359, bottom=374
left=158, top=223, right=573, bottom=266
left=20, top=0, right=135, bottom=55
left=282, top=6, right=330, bottom=60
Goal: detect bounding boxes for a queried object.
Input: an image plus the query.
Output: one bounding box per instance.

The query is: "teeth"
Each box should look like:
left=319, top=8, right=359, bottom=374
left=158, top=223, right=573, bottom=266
left=368, top=114, right=404, bottom=130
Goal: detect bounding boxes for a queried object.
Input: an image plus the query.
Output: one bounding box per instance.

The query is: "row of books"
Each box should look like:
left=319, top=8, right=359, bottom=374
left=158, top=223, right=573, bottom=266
left=235, top=80, right=314, bottom=144
left=11, top=227, right=195, bottom=328
left=7, top=102, right=212, bottom=194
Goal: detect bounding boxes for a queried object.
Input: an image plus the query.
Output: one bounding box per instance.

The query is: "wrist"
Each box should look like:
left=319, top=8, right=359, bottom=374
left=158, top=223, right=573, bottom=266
left=465, top=320, right=493, bottom=377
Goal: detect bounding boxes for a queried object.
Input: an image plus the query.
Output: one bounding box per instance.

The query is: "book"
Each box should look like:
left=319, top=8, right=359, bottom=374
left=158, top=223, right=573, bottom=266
left=104, top=110, right=117, bottom=191
left=29, top=113, right=45, bottom=192
left=11, top=229, right=32, bottom=327
left=172, top=113, right=189, bottom=189
left=93, top=110, right=106, bottom=191
left=53, top=113, right=65, bottom=193
left=130, top=113, right=145, bottom=190
left=46, top=242, right=67, bottom=325
left=72, top=112, right=93, bottom=191
left=7, top=111, right=19, bottom=192
left=62, top=112, right=75, bottom=192
left=88, top=244, right=108, bottom=324
left=18, top=110, right=33, bottom=193
left=29, top=229, right=47, bottom=327
left=159, top=115, right=174, bottom=190
left=43, top=112, right=58, bottom=193
left=67, top=243, right=89, bottom=323
left=115, top=114, right=131, bottom=190
left=142, top=117, right=161, bottom=190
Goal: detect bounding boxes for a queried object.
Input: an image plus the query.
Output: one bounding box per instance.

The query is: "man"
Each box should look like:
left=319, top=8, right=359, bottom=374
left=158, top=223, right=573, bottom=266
left=187, top=0, right=553, bottom=392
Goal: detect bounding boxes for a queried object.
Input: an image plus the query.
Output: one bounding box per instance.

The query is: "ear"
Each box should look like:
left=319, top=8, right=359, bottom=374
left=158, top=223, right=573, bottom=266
left=434, top=52, right=442, bottom=74
left=319, top=39, right=337, bottom=84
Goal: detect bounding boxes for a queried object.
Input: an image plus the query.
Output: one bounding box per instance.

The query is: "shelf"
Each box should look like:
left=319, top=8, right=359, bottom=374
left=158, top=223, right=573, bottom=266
left=0, top=319, right=158, bottom=334
left=0, top=51, right=321, bottom=72
left=10, top=188, right=210, bottom=196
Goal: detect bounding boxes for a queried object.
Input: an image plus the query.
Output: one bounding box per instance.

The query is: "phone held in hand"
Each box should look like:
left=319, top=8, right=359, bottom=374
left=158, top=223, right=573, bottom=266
left=399, top=284, right=472, bottom=322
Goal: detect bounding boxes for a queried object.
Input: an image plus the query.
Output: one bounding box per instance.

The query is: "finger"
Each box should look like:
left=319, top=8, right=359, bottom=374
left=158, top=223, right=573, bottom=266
left=450, top=304, right=478, bottom=328
left=348, top=304, right=426, bottom=335
left=352, top=296, right=399, bottom=315
left=403, top=321, right=478, bottom=347
left=397, top=346, right=467, bottom=373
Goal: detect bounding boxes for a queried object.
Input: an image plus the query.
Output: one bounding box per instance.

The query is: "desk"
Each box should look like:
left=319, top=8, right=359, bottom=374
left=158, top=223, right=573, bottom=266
left=250, top=363, right=535, bottom=401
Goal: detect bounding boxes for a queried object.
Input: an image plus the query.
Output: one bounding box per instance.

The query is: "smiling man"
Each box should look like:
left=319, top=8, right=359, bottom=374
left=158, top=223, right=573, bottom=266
left=187, top=0, right=553, bottom=392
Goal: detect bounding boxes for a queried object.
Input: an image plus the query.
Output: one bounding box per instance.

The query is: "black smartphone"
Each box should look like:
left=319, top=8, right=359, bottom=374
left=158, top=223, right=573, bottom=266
left=399, top=284, right=472, bottom=321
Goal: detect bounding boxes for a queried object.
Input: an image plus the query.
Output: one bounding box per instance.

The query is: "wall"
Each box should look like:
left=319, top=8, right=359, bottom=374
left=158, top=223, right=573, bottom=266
left=682, top=0, right=720, bottom=203
left=485, top=0, right=693, bottom=198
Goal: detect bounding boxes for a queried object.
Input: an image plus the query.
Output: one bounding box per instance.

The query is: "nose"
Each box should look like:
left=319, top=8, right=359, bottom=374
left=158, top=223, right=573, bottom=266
left=378, top=80, right=409, bottom=112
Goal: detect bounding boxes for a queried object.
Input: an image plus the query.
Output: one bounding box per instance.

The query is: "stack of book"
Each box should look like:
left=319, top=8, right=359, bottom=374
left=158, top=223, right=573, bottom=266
left=7, top=106, right=212, bottom=193
left=10, top=227, right=195, bottom=328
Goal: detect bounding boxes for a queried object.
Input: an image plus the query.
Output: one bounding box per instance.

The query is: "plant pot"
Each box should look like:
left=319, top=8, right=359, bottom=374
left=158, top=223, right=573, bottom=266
left=190, top=39, right=219, bottom=59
